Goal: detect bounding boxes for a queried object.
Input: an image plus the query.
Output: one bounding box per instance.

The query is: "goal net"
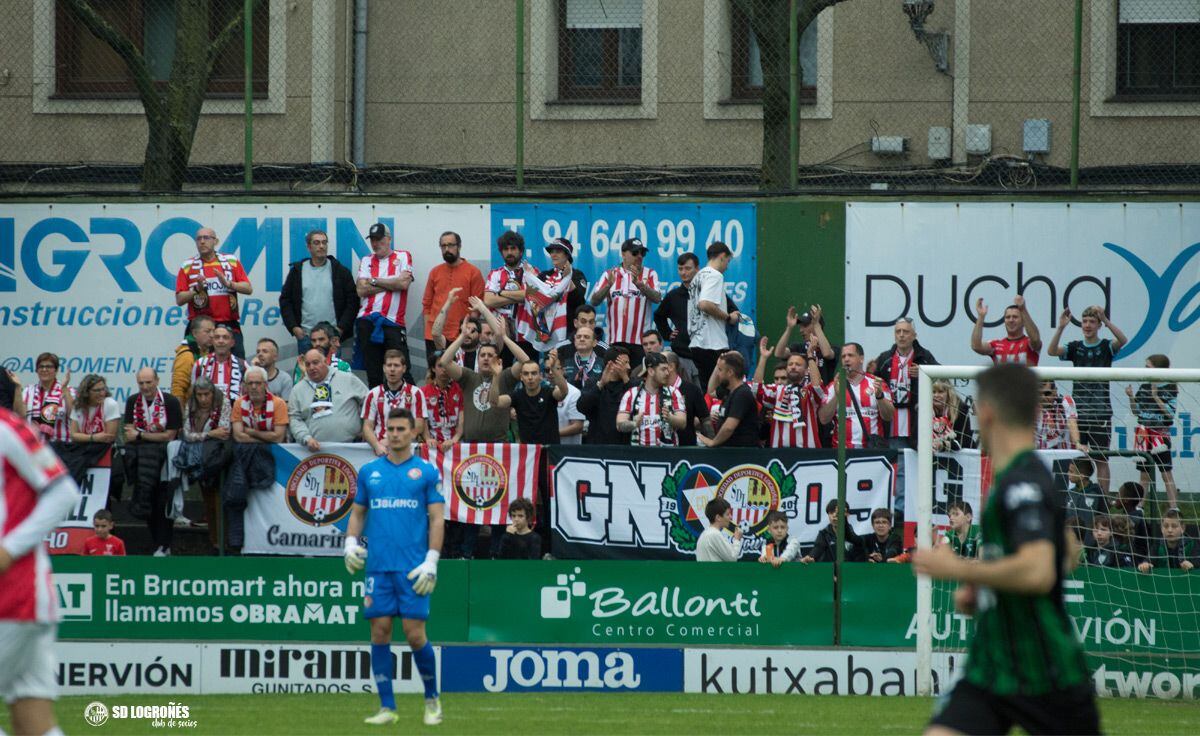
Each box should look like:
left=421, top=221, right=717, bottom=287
left=914, top=365, right=1200, bottom=700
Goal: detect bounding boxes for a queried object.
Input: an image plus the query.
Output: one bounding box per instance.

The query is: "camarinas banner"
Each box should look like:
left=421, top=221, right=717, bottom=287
left=550, top=446, right=896, bottom=560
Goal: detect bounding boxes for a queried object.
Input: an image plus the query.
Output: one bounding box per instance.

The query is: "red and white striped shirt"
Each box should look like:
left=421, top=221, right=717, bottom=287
left=758, top=381, right=822, bottom=448
left=1, top=408, right=69, bottom=622
left=1037, top=394, right=1077, bottom=449
left=192, top=354, right=245, bottom=401
left=886, top=351, right=915, bottom=438
left=515, top=268, right=574, bottom=353
left=618, top=384, right=685, bottom=446
left=594, top=266, right=660, bottom=345
left=357, top=250, right=415, bottom=325
left=418, top=382, right=463, bottom=444
left=23, top=382, right=75, bottom=443
left=484, top=264, right=526, bottom=324
left=989, top=335, right=1039, bottom=366
left=362, top=383, right=426, bottom=443
left=823, top=376, right=892, bottom=449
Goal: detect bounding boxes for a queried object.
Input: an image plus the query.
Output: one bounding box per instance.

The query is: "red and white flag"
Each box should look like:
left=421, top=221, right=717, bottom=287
left=419, top=443, right=541, bottom=525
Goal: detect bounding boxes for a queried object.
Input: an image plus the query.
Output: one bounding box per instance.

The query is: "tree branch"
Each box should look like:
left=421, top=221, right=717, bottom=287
left=61, top=0, right=165, bottom=120
left=206, top=0, right=266, bottom=77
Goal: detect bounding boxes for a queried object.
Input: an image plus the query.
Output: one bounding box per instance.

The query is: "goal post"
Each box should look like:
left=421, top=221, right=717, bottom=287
left=914, top=364, right=1200, bottom=698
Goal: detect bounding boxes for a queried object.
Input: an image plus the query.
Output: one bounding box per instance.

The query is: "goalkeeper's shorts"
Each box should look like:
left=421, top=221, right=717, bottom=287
left=363, top=571, right=430, bottom=621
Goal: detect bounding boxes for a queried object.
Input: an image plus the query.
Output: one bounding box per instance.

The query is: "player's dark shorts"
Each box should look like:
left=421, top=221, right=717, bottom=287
left=1136, top=437, right=1173, bottom=474
left=930, top=679, right=1101, bottom=735
left=363, top=571, right=430, bottom=621
left=1077, top=416, right=1111, bottom=451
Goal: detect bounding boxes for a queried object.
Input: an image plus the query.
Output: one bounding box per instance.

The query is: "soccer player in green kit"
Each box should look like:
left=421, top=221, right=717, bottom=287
left=913, top=364, right=1100, bottom=735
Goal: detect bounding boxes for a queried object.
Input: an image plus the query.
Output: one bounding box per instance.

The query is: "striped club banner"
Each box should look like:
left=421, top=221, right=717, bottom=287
left=420, top=443, right=541, bottom=525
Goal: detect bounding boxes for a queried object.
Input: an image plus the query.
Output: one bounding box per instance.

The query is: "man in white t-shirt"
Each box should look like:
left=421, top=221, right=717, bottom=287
left=687, top=242, right=740, bottom=388
left=696, top=497, right=742, bottom=562
left=556, top=381, right=586, bottom=445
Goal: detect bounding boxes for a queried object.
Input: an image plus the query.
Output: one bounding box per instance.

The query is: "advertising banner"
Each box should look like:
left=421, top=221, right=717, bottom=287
left=47, top=450, right=112, bottom=555
left=51, top=557, right=469, bottom=642
left=420, top=442, right=541, bottom=525
left=440, top=646, right=682, bottom=693
left=0, top=203, right=492, bottom=400
left=845, top=201, right=1200, bottom=490
left=550, top=446, right=896, bottom=560
left=490, top=203, right=758, bottom=332
left=466, top=560, right=832, bottom=647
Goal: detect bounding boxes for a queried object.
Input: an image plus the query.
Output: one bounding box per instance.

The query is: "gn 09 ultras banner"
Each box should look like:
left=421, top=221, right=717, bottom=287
left=549, top=446, right=897, bottom=560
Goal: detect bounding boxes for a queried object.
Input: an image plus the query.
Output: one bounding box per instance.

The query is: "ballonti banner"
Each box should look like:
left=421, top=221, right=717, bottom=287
left=243, top=442, right=540, bottom=556
left=550, top=445, right=896, bottom=560
left=47, top=450, right=112, bottom=556
left=0, top=203, right=492, bottom=400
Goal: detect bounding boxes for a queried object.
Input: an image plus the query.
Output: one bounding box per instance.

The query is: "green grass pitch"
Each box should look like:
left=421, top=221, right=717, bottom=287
left=5, top=693, right=1198, bottom=735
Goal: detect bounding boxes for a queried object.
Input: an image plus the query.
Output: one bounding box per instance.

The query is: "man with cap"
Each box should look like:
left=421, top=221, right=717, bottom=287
left=356, top=223, right=415, bottom=388
left=590, top=238, right=661, bottom=369
left=514, top=238, right=576, bottom=354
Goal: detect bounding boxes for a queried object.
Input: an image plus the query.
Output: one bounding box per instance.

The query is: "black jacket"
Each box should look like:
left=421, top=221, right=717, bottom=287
left=809, top=523, right=863, bottom=562
left=860, top=531, right=904, bottom=562
left=279, top=257, right=359, bottom=342
left=577, top=379, right=635, bottom=445
left=871, top=340, right=939, bottom=443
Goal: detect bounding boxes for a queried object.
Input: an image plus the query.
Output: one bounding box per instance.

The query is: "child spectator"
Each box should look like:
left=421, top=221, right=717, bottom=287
left=1138, top=510, right=1197, bottom=573
left=1109, top=515, right=1143, bottom=567
left=1115, top=481, right=1152, bottom=560
left=862, top=508, right=903, bottom=562
left=802, top=500, right=862, bottom=563
left=696, top=498, right=742, bottom=562
left=81, top=509, right=126, bottom=556
left=1064, top=457, right=1108, bottom=541
left=758, top=510, right=800, bottom=567
left=496, top=498, right=541, bottom=560
left=931, top=380, right=975, bottom=451
left=1126, top=354, right=1180, bottom=510
left=940, top=501, right=981, bottom=558
left=1084, top=515, right=1133, bottom=568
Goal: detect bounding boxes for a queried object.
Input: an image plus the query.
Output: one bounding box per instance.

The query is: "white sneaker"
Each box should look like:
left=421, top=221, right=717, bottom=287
left=152, top=547, right=170, bottom=557
left=173, top=515, right=192, bottom=528
left=423, top=698, right=442, bottom=726
left=363, top=708, right=399, bottom=725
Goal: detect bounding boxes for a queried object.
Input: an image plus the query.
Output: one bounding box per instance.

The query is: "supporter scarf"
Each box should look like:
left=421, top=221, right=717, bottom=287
left=199, top=354, right=243, bottom=399
left=1135, top=426, right=1170, bottom=455
left=889, top=351, right=913, bottom=406
left=133, top=390, right=166, bottom=432
left=190, top=402, right=222, bottom=435
left=186, top=254, right=238, bottom=312
left=574, top=351, right=598, bottom=385
left=240, top=392, right=276, bottom=432
left=772, top=383, right=802, bottom=424
left=80, top=403, right=108, bottom=434
left=27, top=381, right=64, bottom=436
left=310, top=381, right=334, bottom=419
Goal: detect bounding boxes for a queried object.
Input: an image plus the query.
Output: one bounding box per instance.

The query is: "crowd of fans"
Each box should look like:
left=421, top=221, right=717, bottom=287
left=0, top=223, right=1192, bottom=566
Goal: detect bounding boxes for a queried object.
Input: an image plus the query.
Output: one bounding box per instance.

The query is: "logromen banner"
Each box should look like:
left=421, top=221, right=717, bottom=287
left=550, top=446, right=896, bottom=560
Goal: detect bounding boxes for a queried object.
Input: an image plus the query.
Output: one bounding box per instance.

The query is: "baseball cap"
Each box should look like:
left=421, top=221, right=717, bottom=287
left=545, top=237, right=575, bottom=262
left=643, top=352, right=668, bottom=370
left=366, top=223, right=390, bottom=240
left=621, top=238, right=648, bottom=255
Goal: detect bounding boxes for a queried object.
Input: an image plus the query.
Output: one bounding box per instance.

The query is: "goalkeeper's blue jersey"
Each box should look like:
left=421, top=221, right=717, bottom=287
left=355, top=454, right=444, bottom=573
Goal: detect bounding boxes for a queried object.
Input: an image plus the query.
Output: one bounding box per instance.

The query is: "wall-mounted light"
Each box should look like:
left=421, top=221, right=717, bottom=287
left=903, top=0, right=950, bottom=74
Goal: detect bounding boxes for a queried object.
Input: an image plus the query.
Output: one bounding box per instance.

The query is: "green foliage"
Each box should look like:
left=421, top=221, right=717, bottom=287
left=661, top=462, right=699, bottom=551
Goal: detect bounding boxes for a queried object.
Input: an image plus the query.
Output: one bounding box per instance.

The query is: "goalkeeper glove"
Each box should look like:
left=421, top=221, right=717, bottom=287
left=344, top=536, right=367, bottom=575
left=407, top=550, right=440, bottom=596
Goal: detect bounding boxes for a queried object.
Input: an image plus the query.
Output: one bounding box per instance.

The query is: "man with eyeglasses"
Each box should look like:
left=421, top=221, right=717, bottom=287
left=280, top=229, right=359, bottom=358
left=175, top=227, right=253, bottom=359
left=590, top=238, right=662, bottom=369
left=422, top=231, right=484, bottom=360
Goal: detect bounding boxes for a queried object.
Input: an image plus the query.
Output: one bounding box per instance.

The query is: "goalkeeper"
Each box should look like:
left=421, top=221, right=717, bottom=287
left=913, top=364, right=1099, bottom=735
left=344, top=407, right=445, bottom=727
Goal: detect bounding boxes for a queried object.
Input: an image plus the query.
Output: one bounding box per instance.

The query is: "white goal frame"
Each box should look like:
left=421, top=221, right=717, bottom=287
left=914, top=365, right=1200, bottom=697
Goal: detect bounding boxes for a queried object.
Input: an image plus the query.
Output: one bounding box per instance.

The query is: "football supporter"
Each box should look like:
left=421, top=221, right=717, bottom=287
left=123, top=368, right=182, bottom=556
left=174, top=227, right=252, bottom=358
left=1084, top=515, right=1133, bottom=568
left=771, top=304, right=838, bottom=384
left=862, top=508, right=903, bottom=563
left=1127, top=353, right=1179, bottom=510
left=941, top=501, right=981, bottom=558
left=291, top=321, right=352, bottom=384
left=289, top=349, right=369, bottom=450
left=801, top=500, right=862, bottom=563
left=192, top=324, right=247, bottom=402
left=557, top=378, right=586, bottom=445
left=441, top=298, right=529, bottom=443
left=759, top=510, right=800, bottom=567
left=484, top=230, right=531, bottom=347
left=569, top=305, right=610, bottom=353
left=1139, top=509, right=1197, bottom=573
left=496, top=498, right=541, bottom=560
left=182, top=376, right=232, bottom=551
left=171, top=315, right=215, bottom=402
left=559, top=326, right=605, bottom=390
left=362, top=350, right=425, bottom=456
left=0, top=407, right=80, bottom=736
left=1115, top=481, right=1153, bottom=562
left=356, top=223, right=416, bottom=388
left=422, top=231, right=484, bottom=357
left=1035, top=380, right=1079, bottom=450
left=23, top=352, right=73, bottom=444
left=590, top=238, right=662, bottom=367
left=698, top=350, right=760, bottom=448
left=419, top=356, right=464, bottom=451
left=931, top=380, right=975, bottom=451
left=343, top=408, right=444, bottom=727
left=69, top=374, right=121, bottom=445
left=516, top=238, right=576, bottom=354
left=655, top=252, right=737, bottom=385
left=1049, top=305, right=1128, bottom=495
left=913, top=363, right=1100, bottom=736
left=1064, top=457, right=1108, bottom=541
left=696, top=498, right=742, bottom=562
left=429, top=288, right=481, bottom=368
left=817, top=343, right=895, bottom=449
left=252, top=337, right=293, bottom=400
left=616, top=352, right=686, bottom=447
left=81, top=509, right=125, bottom=556
left=490, top=354, right=570, bottom=445
left=577, top=346, right=635, bottom=446
left=231, top=367, right=289, bottom=444
left=871, top=317, right=939, bottom=450
left=0, top=367, right=21, bottom=413
left=687, top=242, right=738, bottom=387
left=279, top=229, right=358, bottom=358
left=662, top=352, right=710, bottom=446
left=969, top=294, right=1042, bottom=365
left=756, top=341, right=824, bottom=448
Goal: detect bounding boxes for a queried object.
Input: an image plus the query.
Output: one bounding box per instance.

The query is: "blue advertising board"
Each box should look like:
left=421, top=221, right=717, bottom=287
left=489, top=203, right=757, bottom=335
left=440, top=646, right=683, bottom=693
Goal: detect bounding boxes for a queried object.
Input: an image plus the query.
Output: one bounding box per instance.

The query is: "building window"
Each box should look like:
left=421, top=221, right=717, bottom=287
left=54, top=0, right=269, bottom=99
left=557, top=0, right=643, bottom=101
left=729, top=4, right=817, bottom=102
left=1116, top=0, right=1200, bottom=97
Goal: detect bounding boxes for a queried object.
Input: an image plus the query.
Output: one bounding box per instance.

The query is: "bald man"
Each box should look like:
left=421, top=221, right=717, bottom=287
left=122, top=368, right=183, bottom=556
left=288, top=349, right=369, bottom=450
left=175, top=226, right=253, bottom=358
